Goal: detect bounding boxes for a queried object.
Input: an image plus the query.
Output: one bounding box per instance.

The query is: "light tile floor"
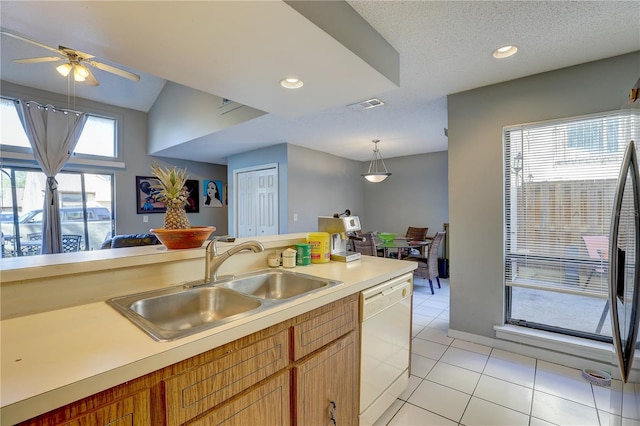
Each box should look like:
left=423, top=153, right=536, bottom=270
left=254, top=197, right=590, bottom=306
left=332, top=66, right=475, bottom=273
left=374, top=277, right=640, bottom=426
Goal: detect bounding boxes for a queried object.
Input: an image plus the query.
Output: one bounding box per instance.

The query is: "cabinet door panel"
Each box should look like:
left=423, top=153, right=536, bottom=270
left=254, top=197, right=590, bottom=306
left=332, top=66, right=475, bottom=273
left=187, top=371, right=290, bottom=426
left=164, top=330, right=289, bottom=425
left=60, top=391, right=151, bottom=426
left=294, top=332, right=358, bottom=426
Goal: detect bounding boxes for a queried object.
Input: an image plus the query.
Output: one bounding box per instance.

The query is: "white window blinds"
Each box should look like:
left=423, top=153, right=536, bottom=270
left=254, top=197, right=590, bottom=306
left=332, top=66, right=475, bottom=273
left=504, top=110, right=640, bottom=296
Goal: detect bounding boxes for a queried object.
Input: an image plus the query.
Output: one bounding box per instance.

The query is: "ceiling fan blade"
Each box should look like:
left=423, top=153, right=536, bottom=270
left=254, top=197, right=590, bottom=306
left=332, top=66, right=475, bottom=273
left=82, top=66, right=100, bottom=87
left=1, top=31, right=62, bottom=55
left=14, top=56, right=64, bottom=64
left=88, top=60, right=140, bottom=82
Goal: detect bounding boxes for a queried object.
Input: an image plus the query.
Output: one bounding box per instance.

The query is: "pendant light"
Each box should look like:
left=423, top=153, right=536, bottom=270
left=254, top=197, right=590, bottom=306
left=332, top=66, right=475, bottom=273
left=362, top=139, right=391, bottom=183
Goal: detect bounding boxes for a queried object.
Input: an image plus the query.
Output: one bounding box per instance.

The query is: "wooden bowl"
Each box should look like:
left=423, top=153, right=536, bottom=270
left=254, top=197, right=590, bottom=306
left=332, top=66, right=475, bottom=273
left=150, top=226, right=216, bottom=249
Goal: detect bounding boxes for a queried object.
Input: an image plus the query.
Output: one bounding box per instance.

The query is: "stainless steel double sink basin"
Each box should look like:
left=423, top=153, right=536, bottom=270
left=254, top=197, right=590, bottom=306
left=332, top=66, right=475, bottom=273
left=107, top=269, right=342, bottom=342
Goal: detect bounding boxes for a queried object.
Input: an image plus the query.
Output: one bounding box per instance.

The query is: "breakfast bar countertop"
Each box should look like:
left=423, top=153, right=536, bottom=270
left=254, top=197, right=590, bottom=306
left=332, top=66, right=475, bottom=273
left=0, top=246, right=416, bottom=425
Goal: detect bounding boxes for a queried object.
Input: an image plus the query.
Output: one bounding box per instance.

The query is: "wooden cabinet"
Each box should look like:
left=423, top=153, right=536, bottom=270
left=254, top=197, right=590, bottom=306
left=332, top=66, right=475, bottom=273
left=20, top=390, right=151, bottom=426
left=21, top=293, right=360, bottom=426
left=291, top=295, right=358, bottom=360
left=186, top=371, right=290, bottom=426
left=291, top=294, right=359, bottom=426
left=163, top=329, right=289, bottom=425
left=293, top=332, right=358, bottom=426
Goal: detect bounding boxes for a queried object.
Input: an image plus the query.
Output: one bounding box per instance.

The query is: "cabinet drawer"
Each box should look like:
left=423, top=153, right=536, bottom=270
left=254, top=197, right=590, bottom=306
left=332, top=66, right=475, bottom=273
left=61, top=391, right=151, bottom=426
left=292, top=297, right=358, bottom=360
left=186, top=370, right=290, bottom=426
left=19, top=389, right=151, bottom=426
left=163, top=329, right=289, bottom=425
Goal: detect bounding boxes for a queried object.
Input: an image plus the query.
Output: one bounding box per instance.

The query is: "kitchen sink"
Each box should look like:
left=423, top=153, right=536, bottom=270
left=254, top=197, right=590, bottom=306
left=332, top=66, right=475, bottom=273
left=217, top=269, right=342, bottom=301
left=107, top=269, right=342, bottom=341
left=107, top=286, right=263, bottom=341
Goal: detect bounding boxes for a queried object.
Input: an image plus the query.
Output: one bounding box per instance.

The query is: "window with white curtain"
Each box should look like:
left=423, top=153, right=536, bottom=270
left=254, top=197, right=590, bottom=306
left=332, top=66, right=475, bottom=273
left=504, top=109, right=639, bottom=340
left=0, top=97, right=117, bottom=159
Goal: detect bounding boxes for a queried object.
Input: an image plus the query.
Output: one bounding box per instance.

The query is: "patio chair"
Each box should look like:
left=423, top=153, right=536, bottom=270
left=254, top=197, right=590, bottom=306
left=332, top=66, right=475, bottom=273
left=27, top=233, right=42, bottom=241
left=582, top=235, right=610, bottom=334
left=582, top=235, right=609, bottom=287
left=408, top=231, right=446, bottom=294
left=62, top=234, right=82, bottom=253
left=404, top=226, right=428, bottom=257
left=20, top=244, right=40, bottom=256
left=351, top=232, right=378, bottom=257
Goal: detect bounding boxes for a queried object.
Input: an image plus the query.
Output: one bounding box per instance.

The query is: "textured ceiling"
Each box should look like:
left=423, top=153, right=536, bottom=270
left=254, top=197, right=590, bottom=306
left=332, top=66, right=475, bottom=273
left=1, top=1, right=639, bottom=164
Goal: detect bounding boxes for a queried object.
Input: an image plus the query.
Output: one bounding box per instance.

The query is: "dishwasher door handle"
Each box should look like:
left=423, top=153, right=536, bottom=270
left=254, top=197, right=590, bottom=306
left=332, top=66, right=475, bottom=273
left=362, top=282, right=411, bottom=319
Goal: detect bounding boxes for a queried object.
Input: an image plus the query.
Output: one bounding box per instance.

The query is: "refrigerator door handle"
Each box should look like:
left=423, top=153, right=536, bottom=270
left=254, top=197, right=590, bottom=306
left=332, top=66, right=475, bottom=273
left=609, top=139, right=640, bottom=383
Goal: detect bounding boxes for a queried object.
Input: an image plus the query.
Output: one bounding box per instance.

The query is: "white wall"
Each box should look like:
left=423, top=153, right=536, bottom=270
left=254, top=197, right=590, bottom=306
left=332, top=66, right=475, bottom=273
left=448, top=52, right=640, bottom=339
left=148, top=81, right=266, bottom=154
left=1, top=81, right=229, bottom=237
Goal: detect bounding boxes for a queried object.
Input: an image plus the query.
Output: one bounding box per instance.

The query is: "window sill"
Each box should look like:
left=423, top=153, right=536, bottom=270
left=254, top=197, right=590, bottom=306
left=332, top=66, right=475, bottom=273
left=0, top=151, right=125, bottom=169
left=494, top=324, right=614, bottom=364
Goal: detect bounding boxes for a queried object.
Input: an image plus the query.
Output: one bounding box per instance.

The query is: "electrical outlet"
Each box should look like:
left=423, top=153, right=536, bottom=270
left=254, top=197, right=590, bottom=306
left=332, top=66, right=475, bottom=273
left=143, top=215, right=149, bottom=223
left=293, top=213, right=298, bottom=222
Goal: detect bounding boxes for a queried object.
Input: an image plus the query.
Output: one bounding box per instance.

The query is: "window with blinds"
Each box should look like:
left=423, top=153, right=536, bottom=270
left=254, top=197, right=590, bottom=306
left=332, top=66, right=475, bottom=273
left=504, top=110, right=639, bottom=339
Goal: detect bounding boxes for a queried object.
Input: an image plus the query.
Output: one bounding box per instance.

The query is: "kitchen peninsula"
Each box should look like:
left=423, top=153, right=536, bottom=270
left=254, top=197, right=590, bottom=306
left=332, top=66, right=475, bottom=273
left=0, top=233, right=416, bottom=425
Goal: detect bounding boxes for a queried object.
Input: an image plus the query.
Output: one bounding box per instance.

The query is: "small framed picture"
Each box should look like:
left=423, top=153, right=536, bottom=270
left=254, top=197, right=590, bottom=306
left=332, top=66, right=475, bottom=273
left=184, top=179, right=199, bottom=213
left=136, top=176, right=165, bottom=214
left=203, top=180, right=224, bottom=208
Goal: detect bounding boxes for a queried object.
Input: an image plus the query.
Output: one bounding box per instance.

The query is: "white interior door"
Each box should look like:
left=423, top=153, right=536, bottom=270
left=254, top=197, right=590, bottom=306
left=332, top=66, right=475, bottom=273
left=235, top=165, right=278, bottom=238
left=256, top=168, right=278, bottom=236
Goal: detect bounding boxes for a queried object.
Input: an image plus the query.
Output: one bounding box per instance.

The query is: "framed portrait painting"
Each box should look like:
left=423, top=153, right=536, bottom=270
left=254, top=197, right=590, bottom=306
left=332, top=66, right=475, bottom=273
left=136, top=176, right=165, bottom=214
left=184, top=179, right=199, bottom=213
left=203, top=180, right=223, bottom=208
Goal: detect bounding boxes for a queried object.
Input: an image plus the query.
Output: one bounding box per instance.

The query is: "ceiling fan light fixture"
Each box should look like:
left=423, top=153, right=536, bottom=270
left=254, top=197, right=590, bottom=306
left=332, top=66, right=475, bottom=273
left=280, top=77, right=303, bottom=89
left=492, top=45, right=518, bottom=59
left=56, top=63, right=72, bottom=77
left=75, top=64, right=90, bottom=79
left=362, top=139, right=391, bottom=183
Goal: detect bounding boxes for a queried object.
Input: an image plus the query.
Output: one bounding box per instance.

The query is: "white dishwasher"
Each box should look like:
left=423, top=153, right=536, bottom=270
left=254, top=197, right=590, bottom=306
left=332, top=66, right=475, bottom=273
left=359, top=273, right=413, bottom=425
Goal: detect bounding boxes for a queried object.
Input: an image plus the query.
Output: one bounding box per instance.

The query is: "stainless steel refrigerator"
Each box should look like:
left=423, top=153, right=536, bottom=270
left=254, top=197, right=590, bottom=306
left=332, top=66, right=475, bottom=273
left=608, top=131, right=640, bottom=422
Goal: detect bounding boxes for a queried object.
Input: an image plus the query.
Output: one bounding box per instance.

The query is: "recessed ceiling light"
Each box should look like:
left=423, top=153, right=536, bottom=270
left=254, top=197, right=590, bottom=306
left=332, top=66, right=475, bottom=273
left=492, top=45, right=518, bottom=59
left=280, top=77, right=303, bottom=89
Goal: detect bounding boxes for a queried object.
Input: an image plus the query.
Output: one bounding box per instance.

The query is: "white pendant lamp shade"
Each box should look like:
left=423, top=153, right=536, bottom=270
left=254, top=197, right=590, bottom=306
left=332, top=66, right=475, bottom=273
left=56, top=62, right=90, bottom=82
left=362, top=139, right=391, bottom=183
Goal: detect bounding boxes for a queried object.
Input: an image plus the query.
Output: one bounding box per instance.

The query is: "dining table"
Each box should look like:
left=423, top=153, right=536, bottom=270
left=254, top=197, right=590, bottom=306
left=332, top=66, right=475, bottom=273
left=377, top=237, right=430, bottom=259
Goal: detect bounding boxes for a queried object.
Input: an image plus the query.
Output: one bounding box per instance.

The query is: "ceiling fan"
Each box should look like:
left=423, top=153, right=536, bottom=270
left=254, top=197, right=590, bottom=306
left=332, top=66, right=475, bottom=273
left=1, top=31, right=140, bottom=87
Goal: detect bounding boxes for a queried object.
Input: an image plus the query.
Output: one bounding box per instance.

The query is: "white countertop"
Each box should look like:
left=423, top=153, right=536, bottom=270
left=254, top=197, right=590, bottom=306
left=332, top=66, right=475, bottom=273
left=0, top=254, right=415, bottom=425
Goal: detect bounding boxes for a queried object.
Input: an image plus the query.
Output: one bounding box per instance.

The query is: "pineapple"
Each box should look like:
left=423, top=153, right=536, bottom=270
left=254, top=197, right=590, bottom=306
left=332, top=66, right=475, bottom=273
left=149, top=163, right=191, bottom=229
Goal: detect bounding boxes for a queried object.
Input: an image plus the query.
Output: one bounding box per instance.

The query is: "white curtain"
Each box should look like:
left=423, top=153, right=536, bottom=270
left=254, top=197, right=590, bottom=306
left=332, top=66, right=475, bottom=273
left=15, top=99, right=87, bottom=254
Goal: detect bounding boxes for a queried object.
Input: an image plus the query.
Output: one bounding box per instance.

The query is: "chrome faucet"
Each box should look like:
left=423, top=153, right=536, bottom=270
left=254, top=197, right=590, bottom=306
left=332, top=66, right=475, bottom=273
left=205, top=239, right=265, bottom=282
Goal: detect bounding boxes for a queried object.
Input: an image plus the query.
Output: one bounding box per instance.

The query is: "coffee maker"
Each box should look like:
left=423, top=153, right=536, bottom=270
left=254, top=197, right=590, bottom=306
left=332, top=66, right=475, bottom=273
left=317, top=215, right=363, bottom=262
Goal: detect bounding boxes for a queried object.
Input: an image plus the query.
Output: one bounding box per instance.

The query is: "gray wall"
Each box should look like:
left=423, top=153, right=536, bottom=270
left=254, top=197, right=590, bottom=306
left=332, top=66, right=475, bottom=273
left=286, top=144, right=365, bottom=232
left=226, top=142, right=448, bottom=240
left=226, top=143, right=367, bottom=236
left=362, top=151, right=449, bottom=242
left=447, top=52, right=640, bottom=338
left=1, top=81, right=228, bottom=237
left=227, top=144, right=289, bottom=236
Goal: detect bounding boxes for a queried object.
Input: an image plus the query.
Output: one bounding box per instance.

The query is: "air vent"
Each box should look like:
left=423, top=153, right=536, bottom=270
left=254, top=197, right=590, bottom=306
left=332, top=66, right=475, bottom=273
left=347, top=98, right=385, bottom=111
